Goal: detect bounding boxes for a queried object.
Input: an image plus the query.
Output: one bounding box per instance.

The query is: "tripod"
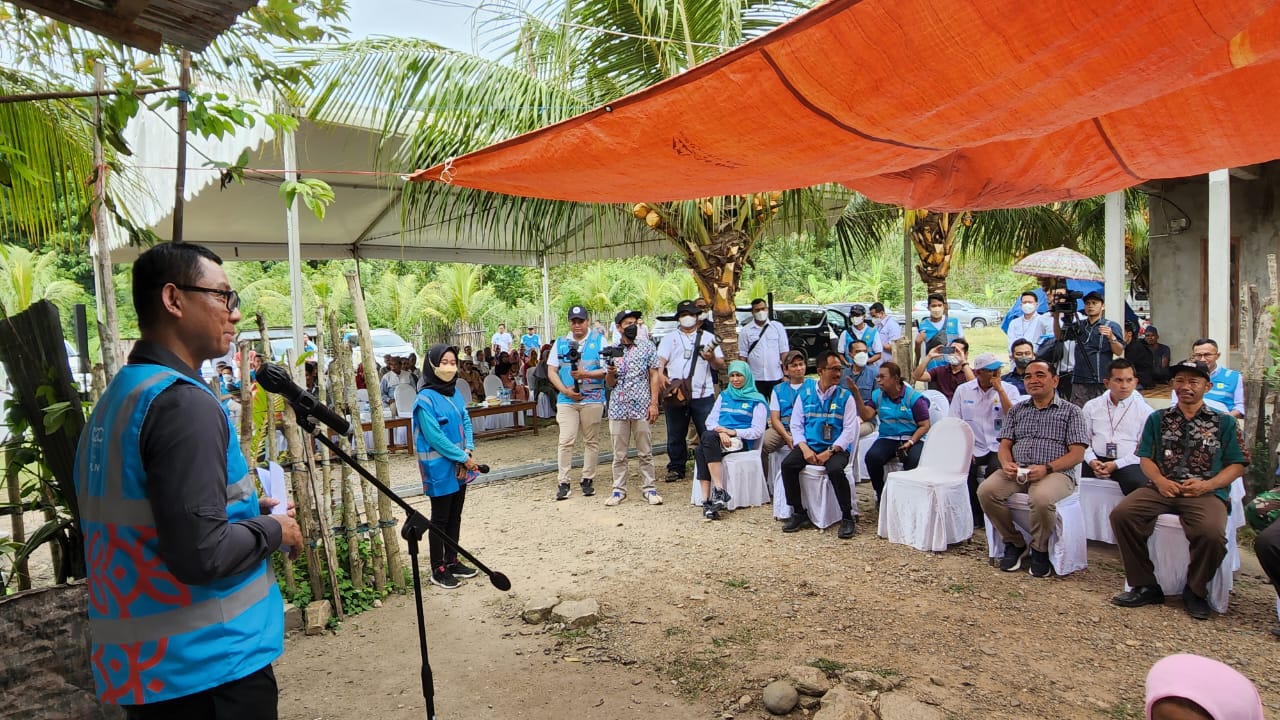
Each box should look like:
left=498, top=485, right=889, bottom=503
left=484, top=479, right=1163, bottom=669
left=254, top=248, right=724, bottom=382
left=293, top=407, right=510, bottom=720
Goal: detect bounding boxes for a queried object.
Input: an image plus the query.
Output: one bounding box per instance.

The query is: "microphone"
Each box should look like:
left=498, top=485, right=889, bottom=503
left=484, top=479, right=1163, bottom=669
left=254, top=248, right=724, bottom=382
left=256, top=363, right=352, bottom=435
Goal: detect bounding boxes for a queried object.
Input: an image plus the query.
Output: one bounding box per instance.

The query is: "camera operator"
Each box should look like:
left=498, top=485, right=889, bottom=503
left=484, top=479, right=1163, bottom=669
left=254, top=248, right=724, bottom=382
left=1053, top=289, right=1124, bottom=406
left=603, top=310, right=663, bottom=506
left=548, top=306, right=607, bottom=501
left=657, top=300, right=727, bottom=482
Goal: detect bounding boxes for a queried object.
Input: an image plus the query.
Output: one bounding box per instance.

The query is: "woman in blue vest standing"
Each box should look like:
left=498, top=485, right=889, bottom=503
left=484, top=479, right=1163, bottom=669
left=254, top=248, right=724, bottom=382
left=695, top=360, right=768, bottom=520
left=414, top=344, right=482, bottom=590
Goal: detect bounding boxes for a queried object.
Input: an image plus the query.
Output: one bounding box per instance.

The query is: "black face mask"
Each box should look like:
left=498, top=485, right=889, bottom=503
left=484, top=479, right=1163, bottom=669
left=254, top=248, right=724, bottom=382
left=622, top=324, right=639, bottom=341
left=1014, top=357, right=1032, bottom=369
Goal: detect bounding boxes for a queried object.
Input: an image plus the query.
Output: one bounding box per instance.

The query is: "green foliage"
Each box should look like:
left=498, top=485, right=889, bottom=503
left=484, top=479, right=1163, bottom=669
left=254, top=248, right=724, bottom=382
left=807, top=658, right=847, bottom=675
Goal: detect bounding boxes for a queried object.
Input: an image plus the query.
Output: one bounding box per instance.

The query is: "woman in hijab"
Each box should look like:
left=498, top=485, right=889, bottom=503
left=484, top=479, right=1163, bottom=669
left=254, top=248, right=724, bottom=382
left=413, top=345, right=482, bottom=590
left=694, top=360, right=768, bottom=521
left=1145, top=654, right=1263, bottom=720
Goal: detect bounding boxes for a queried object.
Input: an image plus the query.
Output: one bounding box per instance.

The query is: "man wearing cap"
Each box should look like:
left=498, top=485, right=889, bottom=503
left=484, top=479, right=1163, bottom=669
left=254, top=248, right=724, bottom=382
left=839, top=304, right=883, bottom=370
left=657, top=300, right=726, bottom=481
left=1080, top=358, right=1153, bottom=495
left=548, top=306, right=607, bottom=500
left=520, top=325, right=541, bottom=352
left=603, top=310, right=663, bottom=507
left=1111, top=359, right=1248, bottom=619
left=1054, top=290, right=1124, bottom=406
left=1166, top=339, right=1244, bottom=418
left=760, top=350, right=811, bottom=458
left=869, top=302, right=901, bottom=364
left=738, top=297, right=789, bottom=399
left=1125, top=325, right=1171, bottom=389
left=949, top=353, right=1021, bottom=527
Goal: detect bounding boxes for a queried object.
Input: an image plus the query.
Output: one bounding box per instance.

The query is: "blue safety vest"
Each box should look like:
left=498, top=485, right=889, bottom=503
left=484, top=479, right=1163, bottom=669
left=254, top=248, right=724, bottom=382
left=919, top=317, right=961, bottom=370
left=873, top=385, right=923, bottom=439
left=841, top=325, right=879, bottom=364
left=74, top=364, right=282, bottom=705
left=800, top=383, right=852, bottom=453
left=774, top=379, right=812, bottom=425
left=414, top=388, right=469, bottom=497
left=555, top=331, right=605, bottom=404
left=717, top=395, right=764, bottom=432
left=1207, top=367, right=1241, bottom=413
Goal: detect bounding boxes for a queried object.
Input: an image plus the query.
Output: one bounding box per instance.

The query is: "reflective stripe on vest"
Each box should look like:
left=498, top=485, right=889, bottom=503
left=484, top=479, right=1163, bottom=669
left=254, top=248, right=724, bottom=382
left=1207, top=367, right=1240, bottom=413
left=556, top=331, right=605, bottom=402
left=774, top=380, right=811, bottom=425
left=75, top=363, right=282, bottom=705
left=717, top=397, right=762, bottom=431
left=800, top=383, right=851, bottom=452
left=842, top=326, right=878, bottom=363
left=873, top=386, right=922, bottom=438
left=414, top=388, right=468, bottom=497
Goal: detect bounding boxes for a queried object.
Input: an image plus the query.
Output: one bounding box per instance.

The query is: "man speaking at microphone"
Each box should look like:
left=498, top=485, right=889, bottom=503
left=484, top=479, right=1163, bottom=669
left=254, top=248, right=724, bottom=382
left=75, top=242, right=302, bottom=719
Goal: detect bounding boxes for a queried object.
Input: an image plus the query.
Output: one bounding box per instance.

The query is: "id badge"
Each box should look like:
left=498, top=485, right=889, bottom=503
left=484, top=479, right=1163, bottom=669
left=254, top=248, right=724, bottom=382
left=822, top=424, right=834, bottom=442
left=1105, top=442, right=1118, bottom=458
left=683, top=349, right=692, bottom=359
left=993, top=417, right=1003, bottom=433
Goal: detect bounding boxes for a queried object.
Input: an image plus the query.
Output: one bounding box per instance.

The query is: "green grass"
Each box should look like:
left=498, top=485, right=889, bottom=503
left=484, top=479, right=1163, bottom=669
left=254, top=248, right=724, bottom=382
left=664, top=626, right=686, bottom=638
left=723, top=577, right=749, bottom=589
left=1106, top=700, right=1142, bottom=719
left=960, top=326, right=1012, bottom=363
left=943, top=583, right=973, bottom=595
left=1007, top=590, right=1025, bottom=599
left=808, top=657, right=848, bottom=675
left=555, top=628, right=588, bottom=641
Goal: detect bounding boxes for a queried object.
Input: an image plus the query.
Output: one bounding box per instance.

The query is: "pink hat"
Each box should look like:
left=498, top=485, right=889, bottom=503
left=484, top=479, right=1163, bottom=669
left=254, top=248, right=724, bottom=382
left=1145, top=654, right=1263, bottom=720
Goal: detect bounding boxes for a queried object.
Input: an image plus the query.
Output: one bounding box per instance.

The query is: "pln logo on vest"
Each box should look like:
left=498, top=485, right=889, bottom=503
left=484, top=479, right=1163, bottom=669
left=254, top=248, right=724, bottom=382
left=741, top=403, right=748, bottom=409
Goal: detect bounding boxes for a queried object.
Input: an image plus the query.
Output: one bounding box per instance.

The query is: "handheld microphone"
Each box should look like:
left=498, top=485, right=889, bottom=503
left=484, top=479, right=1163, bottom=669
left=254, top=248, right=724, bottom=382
left=257, top=363, right=352, bottom=435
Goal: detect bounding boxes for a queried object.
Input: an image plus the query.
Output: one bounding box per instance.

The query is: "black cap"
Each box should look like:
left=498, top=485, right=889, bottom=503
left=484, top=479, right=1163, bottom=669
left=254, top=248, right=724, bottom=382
left=567, top=305, right=589, bottom=321
left=1171, top=359, right=1211, bottom=381
left=614, top=309, right=642, bottom=326
left=850, top=304, right=866, bottom=316
left=1144, top=325, right=1159, bottom=336
left=1083, top=290, right=1104, bottom=302
left=675, top=299, right=700, bottom=317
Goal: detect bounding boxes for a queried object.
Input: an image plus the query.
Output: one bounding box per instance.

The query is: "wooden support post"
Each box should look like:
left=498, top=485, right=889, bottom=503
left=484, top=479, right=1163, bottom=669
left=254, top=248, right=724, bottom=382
left=172, top=50, right=190, bottom=244
left=278, top=351, right=326, bottom=607
left=90, top=62, right=119, bottom=380
left=328, top=309, right=365, bottom=592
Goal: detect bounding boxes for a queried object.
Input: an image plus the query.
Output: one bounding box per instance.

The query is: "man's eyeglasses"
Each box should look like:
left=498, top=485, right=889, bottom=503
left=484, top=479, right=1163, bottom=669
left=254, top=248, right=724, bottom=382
left=1191, top=352, right=1218, bottom=359
left=175, top=284, right=240, bottom=312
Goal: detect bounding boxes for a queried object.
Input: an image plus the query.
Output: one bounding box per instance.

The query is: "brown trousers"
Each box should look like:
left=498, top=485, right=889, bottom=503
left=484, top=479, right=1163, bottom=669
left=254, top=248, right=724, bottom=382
left=977, top=470, right=1076, bottom=552
left=1109, top=487, right=1227, bottom=598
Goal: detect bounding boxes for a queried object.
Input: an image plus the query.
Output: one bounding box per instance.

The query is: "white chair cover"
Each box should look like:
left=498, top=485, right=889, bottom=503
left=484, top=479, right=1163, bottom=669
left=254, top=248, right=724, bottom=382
left=1228, top=478, right=1245, bottom=572
left=921, top=389, right=950, bottom=429
left=1123, top=513, right=1234, bottom=614
left=481, top=375, right=513, bottom=430
left=855, top=428, right=878, bottom=481
left=393, top=380, right=417, bottom=419
left=689, top=452, right=771, bottom=510
left=772, top=450, right=791, bottom=519
left=355, top=387, right=370, bottom=411
left=985, top=490, right=1088, bottom=575
left=455, top=379, right=473, bottom=403
left=527, top=366, right=554, bottom=418
left=1079, top=476, right=1124, bottom=544
left=877, top=418, right=975, bottom=551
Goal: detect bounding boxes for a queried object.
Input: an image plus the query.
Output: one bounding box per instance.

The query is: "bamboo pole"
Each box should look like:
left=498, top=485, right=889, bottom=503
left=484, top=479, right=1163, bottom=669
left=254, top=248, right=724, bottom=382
left=327, top=308, right=368, bottom=589
left=254, top=314, right=295, bottom=597
left=315, top=306, right=335, bottom=518
left=0, top=84, right=180, bottom=104
left=238, top=340, right=253, bottom=464
left=344, top=270, right=403, bottom=591
left=276, top=351, right=324, bottom=603
left=172, top=50, right=191, bottom=244
left=90, top=62, right=119, bottom=380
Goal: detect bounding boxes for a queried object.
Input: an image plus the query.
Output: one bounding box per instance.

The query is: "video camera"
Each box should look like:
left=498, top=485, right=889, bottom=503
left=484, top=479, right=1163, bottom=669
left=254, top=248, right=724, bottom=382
left=560, top=339, right=582, bottom=392
left=601, top=345, right=625, bottom=364
left=1050, top=279, right=1084, bottom=317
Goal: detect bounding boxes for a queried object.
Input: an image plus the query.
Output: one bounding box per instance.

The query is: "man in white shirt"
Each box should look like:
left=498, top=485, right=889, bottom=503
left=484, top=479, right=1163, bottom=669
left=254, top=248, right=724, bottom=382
left=1006, top=291, right=1053, bottom=352
left=491, top=323, right=513, bottom=354
left=738, top=297, right=789, bottom=399
left=657, top=300, right=726, bottom=481
left=1083, top=358, right=1153, bottom=495
left=949, top=353, right=1022, bottom=527
left=869, top=302, right=901, bottom=364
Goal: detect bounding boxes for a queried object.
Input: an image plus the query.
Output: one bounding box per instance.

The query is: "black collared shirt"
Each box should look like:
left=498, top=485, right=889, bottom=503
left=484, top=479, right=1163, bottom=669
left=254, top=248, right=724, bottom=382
left=131, top=341, right=282, bottom=585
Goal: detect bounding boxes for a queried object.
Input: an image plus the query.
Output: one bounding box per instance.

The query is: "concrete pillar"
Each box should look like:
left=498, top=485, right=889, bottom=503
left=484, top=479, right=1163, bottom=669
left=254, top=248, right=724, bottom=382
left=1207, top=169, right=1231, bottom=367
left=1103, top=191, right=1125, bottom=327
left=541, top=254, right=552, bottom=342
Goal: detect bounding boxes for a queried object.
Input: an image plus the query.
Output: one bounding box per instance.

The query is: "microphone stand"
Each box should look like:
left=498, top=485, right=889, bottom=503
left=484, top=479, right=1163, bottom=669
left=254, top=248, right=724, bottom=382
left=288, top=403, right=511, bottom=720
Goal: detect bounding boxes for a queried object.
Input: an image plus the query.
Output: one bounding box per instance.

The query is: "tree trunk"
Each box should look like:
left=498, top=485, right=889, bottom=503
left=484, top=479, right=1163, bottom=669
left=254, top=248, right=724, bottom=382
left=681, top=226, right=752, bottom=362
left=276, top=356, right=325, bottom=605
left=911, top=211, right=959, bottom=297
left=327, top=309, right=365, bottom=592
left=237, top=340, right=253, bottom=464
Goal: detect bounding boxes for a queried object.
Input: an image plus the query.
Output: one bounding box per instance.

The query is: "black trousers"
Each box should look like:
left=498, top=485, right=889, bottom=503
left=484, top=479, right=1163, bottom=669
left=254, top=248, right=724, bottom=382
left=755, top=379, right=780, bottom=400
left=124, top=665, right=277, bottom=720
left=1257, top=520, right=1280, bottom=598
left=428, top=485, right=466, bottom=570
left=664, top=396, right=714, bottom=475
left=1081, top=462, right=1149, bottom=495
left=864, top=437, right=923, bottom=500
left=969, top=452, right=1002, bottom=523
left=780, top=446, right=853, bottom=517
left=694, top=430, right=750, bottom=483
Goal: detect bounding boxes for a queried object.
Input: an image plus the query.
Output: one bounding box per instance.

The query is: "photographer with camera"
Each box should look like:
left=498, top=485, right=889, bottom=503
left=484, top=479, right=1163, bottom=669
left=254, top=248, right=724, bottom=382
left=603, top=310, right=664, bottom=507
left=548, top=306, right=607, bottom=501
left=1053, top=289, right=1124, bottom=406
left=657, top=299, right=727, bottom=482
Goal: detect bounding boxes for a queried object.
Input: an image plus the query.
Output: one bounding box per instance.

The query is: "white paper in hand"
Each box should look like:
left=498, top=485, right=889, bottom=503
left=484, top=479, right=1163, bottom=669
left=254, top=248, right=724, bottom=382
left=257, top=462, right=291, bottom=554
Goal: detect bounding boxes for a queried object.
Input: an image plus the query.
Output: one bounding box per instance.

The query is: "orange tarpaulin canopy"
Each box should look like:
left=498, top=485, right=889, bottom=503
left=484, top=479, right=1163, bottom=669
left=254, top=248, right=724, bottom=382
left=411, top=0, right=1280, bottom=210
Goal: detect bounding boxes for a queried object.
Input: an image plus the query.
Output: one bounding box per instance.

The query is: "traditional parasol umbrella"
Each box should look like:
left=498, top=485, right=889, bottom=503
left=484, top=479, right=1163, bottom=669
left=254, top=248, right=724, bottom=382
left=1011, top=246, right=1104, bottom=280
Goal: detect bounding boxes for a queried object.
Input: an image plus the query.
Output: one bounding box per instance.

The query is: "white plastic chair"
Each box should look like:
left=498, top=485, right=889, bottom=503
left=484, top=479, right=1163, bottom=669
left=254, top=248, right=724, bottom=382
left=690, top=450, right=771, bottom=510
left=986, top=489, right=1088, bottom=576
left=921, top=389, right=949, bottom=429
left=1079, top=475, right=1124, bottom=544
left=481, top=374, right=513, bottom=430
left=877, top=417, right=975, bottom=551
left=1123, top=514, right=1234, bottom=614
left=393, top=381, right=417, bottom=419
left=455, top=378, right=473, bottom=403
left=856, top=427, right=878, bottom=481
left=527, top=366, right=554, bottom=418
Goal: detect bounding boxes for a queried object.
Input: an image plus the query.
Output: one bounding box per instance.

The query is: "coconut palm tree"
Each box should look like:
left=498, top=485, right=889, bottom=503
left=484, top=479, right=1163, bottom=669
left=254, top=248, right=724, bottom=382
left=296, top=0, right=843, bottom=357
left=0, top=245, right=85, bottom=316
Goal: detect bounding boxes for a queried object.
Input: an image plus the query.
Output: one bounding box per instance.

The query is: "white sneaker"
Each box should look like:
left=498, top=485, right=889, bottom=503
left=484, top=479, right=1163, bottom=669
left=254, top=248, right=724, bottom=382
left=644, top=490, right=663, bottom=505
left=604, top=491, right=624, bottom=507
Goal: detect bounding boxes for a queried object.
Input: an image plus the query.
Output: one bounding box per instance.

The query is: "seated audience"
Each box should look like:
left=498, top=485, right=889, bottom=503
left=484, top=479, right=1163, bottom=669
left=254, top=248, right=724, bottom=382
left=1144, top=653, right=1264, bottom=720
left=760, top=351, right=811, bottom=458
left=949, top=353, right=1020, bottom=528
left=977, top=360, right=1088, bottom=578
left=863, top=362, right=930, bottom=505
left=1125, top=325, right=1171, bottom=389
left=1111, top=360, right=1247, bottom=620
left=1080, top=359, right=1153, bottom=495
left=694, top=361, right=767, bottom=521
left=1168, top=339, right=1244, bottom=418
left=1002, top=339, right=1036, bottom=395
left=912, top=337, right=974, bottom=402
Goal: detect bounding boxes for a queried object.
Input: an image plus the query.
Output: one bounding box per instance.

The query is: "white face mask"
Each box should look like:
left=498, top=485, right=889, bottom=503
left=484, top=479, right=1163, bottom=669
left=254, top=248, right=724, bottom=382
left=946, top=354, right=962, bottom=366
left=852, top=315, right=865, bottom=326
left=929, top=307, right=945, bottom=320
left=1021, top=302, right=1037, bottom=315
left=753, top=310, right=768, bottom=323
left=679, top=315, right=697, bottom=329
left=435, top=364, right=458, bottom=381
left=853, top=351, right=869, bottom=367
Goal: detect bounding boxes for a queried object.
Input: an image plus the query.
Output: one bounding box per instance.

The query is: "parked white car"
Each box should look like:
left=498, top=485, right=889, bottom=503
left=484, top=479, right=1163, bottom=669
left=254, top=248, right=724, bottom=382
left=910, top=299, right=1005, bottom=328
left=346, top=329, right=416, bottom=369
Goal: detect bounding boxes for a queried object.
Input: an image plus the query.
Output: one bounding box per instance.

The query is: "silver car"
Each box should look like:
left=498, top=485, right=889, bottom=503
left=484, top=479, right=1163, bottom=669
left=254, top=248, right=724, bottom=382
left=910, top=298, right=1005, bottom=328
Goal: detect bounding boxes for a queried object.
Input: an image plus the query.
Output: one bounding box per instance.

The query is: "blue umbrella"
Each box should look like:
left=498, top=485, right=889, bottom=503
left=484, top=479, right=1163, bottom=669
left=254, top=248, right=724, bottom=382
left=1001, top=280, right=1138, bottom=333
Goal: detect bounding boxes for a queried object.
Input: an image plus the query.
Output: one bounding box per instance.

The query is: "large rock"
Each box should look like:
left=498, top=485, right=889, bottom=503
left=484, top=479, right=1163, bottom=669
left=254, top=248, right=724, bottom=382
left=283, top=602, right=304, bottom=632
left=788, top=665, right=833, bottom=696
left=522, top=595, right=560, bottom=624
left=813, top=686, right=875, bottom=720
left=551, top=598, right=600, bottom=629
left=878, top=693, right=944, bottom=720
left=762, top=680, right=799, bottom=715
left=305, top=600, right=333, bottom=635
left=841, top=670, right=898, bottom=694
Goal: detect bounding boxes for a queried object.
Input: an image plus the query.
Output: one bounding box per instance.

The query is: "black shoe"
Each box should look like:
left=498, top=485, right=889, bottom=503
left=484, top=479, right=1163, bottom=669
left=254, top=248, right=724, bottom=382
left=712, top=487, right=731, bottom=511
left=1183, top=589, right=1212, bottom=620
left=665, top=470, right=684, bottom=482
left=430, top=567, right=460, bottom=589
left=703, top=502, right=719, bottom=521
left=1112, top=585, right=1165, bottom=608
left=998, top=542, right=1027, bottom=572
left=838, top=517, right=856, bottom=539
left=555, top=483, right=571, bottom=500
left=446, top=561, right=478, bottom=579
left=1027, top=549, right=1052, bottom=578
left=782, top=511, right=813, bottom=533
left=581, top=478, right=595, bottom=497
